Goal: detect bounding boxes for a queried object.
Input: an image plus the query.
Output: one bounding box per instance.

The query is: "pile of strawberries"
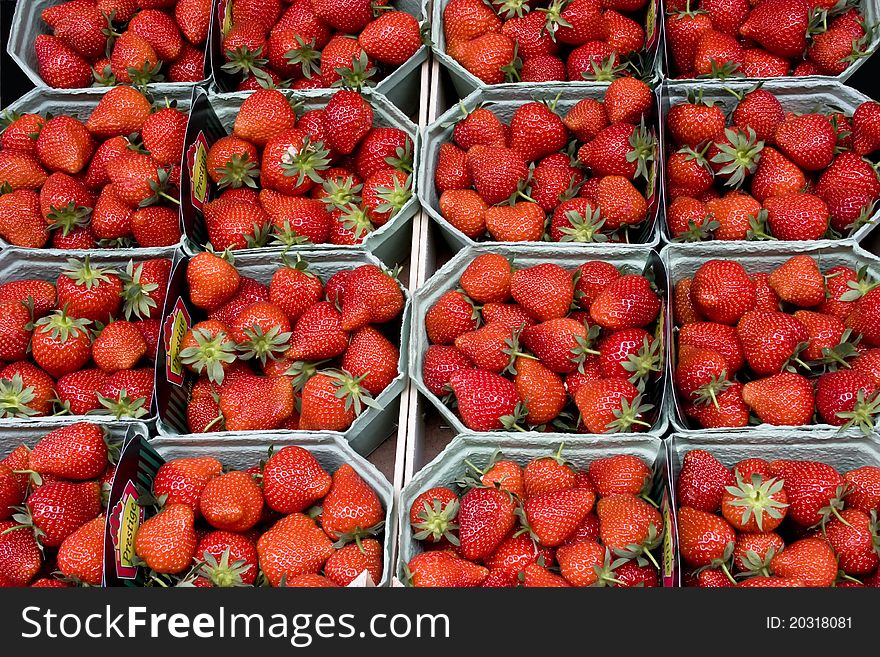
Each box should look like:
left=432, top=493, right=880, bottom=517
left=0, top=422, right=117, bottom=587
left=180, top=251, right=403, bottom=434
left=202, top=88, right=413, bottom=249
left=434, top=78, right=656, bottom=243
left=442, top=0, right=656, bottom=84
left=405, top=448, right=663, bottom=587
left=422, top=254, right=662, bottom=433
left=673, top=254, right=880, bottom=431
left=34, top=0, right=209, bottom=88
left=677, top=449, right=880, bottom=587
left=135, top=447, right=386, bottom=587
left=666, top=89, right=880, bottom=242
left=219, top=0, right=423, bottom=91
left=0, top=254, right=170, bottom=419
left=0, top=85, right=186, bottom=249
left=665, top=0, right=872, bottom=78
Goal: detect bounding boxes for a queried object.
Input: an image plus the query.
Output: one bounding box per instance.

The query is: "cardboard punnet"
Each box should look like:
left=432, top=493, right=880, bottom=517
left=659, top=79, right=880, bottom=245
left=209, top=0, right=429, bottom=116
left=410, top=242, right=670, bottom=439
left=662, top=240, right=880, bottom=435
left=154, top=248, right=411, bottom=457
left=179, top=87, right=419, bottom=267
left=431, top=0, right=664, bottom=98
left=666, top=430, right=880, bottom=587
left=104, top=431, right=396, bottom=586
left=0, top=85, right=198, bottom=251
left=419, top=85, right=663, bottom=253
left=0, top=420, right=148, bottom=588
left=0, top=246, right=183, bottom=428
left=397, top=433, right=677, bottom=586
left=8, top=0, right=214, bottom=88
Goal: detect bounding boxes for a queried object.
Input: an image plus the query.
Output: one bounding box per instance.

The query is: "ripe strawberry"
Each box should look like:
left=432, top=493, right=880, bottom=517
left=769, top=537, right=837, bottom=587
left=763, top=193, right=830, bottom=241
left=844, top=466, right=880, bottom=514
left=775, top=114, right=835, bottom=172
left=233, top=89, right=297, bottom=148
left=522, top=450, right=576, bottom=499
left=0, top=519, right=42, bottom=586
left=739, top=0, right=809, bottom=59
left=507, top=264, right=572, bottom=322
left=484, top=201, right=545, bottom=242
left=814, top=369, right=877, bottom=430
left=199, top=471, right=263, bottom=533
left=167, top=43, right=205, bottom=82
left=522, top=487, right=596, bottom=546
left=459, top=32, right=517, bottom=85
left=407, top=550, right=488, bottom=587
left=324, top=537, right=384, bottom=586
left=457, top=487, right=517, bottom=561
left=342, top=327, right=399, bottom=396
left=319, top=463, right=383, bottom=543
left=678, top=506, right=735, bottom=568
left=605, top=78, right=653, bottom=125
left=513, top=357, right=567, bottom=426
left=769, top=459, right=846, bottom=527
left=195, top=531, right=258, bottom=587
left=0, top=300, right=33, bottom=362
left=741, top=372, right=814, bottom=425
left=220, top=374, right=295, bottom=432
left=721, top=470, right=789, bottom=532
left=590, top=275, right=660, bottom=330
left=31, top=310, right=92, bottom=379
left=0, top=363, right=54, bottom=418
left=141, top=107, right=187, bottom=168
left=28, top=423, right=107, bottom=481
left=575, top=377, right=651, bottom=433
left=55, top=369, right=108, bottom=416
left=678, top=449, right=735, bottom=513
left=176, top=0, right=211, bottom=45
left=467, top=145, right=529, bottom=205
left=109, top=31, right=162, bottom=86
left=299, top=371, right=376, bottom=432
left=35, top=115, right=95, bottom=176
left=825, top=509, right=880, bottom=576
left=285, top=302, right=348, bottom=363
left=0, top=150, right=48, bottom=191
left=322, top=91, right=374, bottom=156
left=589, top=454, right=651, bottom=497
left=34, top=35, right=92, bottom=89
left=421, top=346, right=474, bottom=398
left=91, top=320, right=147, bottom=373
left=448, top=369, right=519, bottom=431
left=358, top=11, right=422, bottom=66
left=597, top=493, right=663, bottom=557
left=153, top=457, right=223, bottom=511
left=690, top=260, right=755, bottom=325
left=340, top=264, right=403, bottom=332
left=852, top=102, right=880, bottom=156
left=56, top=514, right=105, bottom=586
left=134, top=504, right=197, bottom=574
left=564, top=98, right=609, bottom=142
left=693, top=30, right=743, bottom=76
left=509, top=102, right=569, bottom=164
left=22, top=480, right=102, bottom=547
left=187, top=252, right=240, bottom=311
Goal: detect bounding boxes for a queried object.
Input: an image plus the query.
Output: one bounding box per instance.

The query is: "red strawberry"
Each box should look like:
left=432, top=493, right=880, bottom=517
left=27, top=423, right=107, bottom=481
left=0, top=519, right=42, bottom=586
left=448, top=369, right=519, bottom=431
left=769, top=537, right=837, bottom=587
left=739, top=0, right=809, bottom=59
left=458, top=487, right=517, bottom=561
left=134, top=504, right=197, bottom=574
left=678, top=449, right=735, bottom=513
left=34, top=35, right=92, bottom=89
left=324, top=537, right=384, bottom=586
left=153, top=457, right=223, bottom=511
left=678, top=506, right=735, bottom=569
left=199, top=471, right=263, bottom=533
left=844, top=466, right=880, bottom=514
left=22, top=480, right=102, bottom=547
left=407, top=550, right=488, bottom=587
left=769, top=459, right=846, bottom=527
left=522, top=487, right=596, bottom=546
left=590, top=275, right=660, bottom=330
left=56, top=514, right=105, bottom=586
left=574, top=377, right=651, bottom=433
left=589, top=454, right=651, bottom=497
left=824, top=509, right=880, bottom=576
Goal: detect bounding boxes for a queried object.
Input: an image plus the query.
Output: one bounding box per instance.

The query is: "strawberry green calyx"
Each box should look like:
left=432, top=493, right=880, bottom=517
left=559, top=207, right=609, bottom=243
left=62, top=255, right=115, bottom=290
left=284, top=359, right=328, bottom=392
left=627, top=120, right=656, bottom=182
left=699, top=59, right=742, bottom=80
left=746, top=208, right=776, bottom=241
left=594, top=548, right=628, bottom=587
left=339, top=204, right=375, bottom=239
left=692, top=372, right=732, bottom=410
left=605, top=394, right=654, bottom=433
left=502, top=329, right=538, bottom=375
left=412, top=497, right=461, bottom=545
left=46, top=202, right=92, bottom=236
left=539, top=0, right=574, bottom=41
left=120, top=260, right=160, bottom=320
left=836, top=388, right=880, bottom=435
left=838, top=265, right=880, bottom=301
left=142, top=166, right=180, bottom=207
left=243, top=221, right=272, bottom=249
left=614, top=522, right=663, bottom=570
left=334, top=52, right=377, bottom=91
left=385, top=141, right=414, bottom=174
left=198, top=547, right=253, bottom=588
left=94, top=388, right=148, bottom=419
left=572, top=323, right=602, bottom=372
left=34, top=309, right=91, bottom=343
left=284, top=37, right=321, bottom=80
left=127, top=60, right=164, bottom=90
left=320, top=177, right=363, bottom=212
left=281, top=135, right=331, bottom=188
left=818, top=484, right=851, bottom=530
left=271, top=219, right=312, bottom=247
left=735, top=546, right=777, bottom=579
left=236, top=324, right=292, bottom=366
left=499, top=401, right=530, bottom=432
left=673, top=217, right=720, bottom=242
left=724, top=473, right=789, bottom=532
left=696, top=540, right=737, bottom=584
left=374, top=175, right=412, bottom=217
left=622, top=336, right=662, bottom=384
left=0, top=374, right=40, bottom=419
left=333, top=520, right=385, bottom=551
left=216, top=151, right=259, bottom=190
left=328, top=370, right=384, bottom=416
left=222, top=45, right=269, bottom=77
left=581, top=52, right=628, bottom=82
left=500, top=43, right=522, bottom=83
left=711, top=127, right=764, bottom=189
left=493, top=0, right=530, bottom=19
left=180, top=328, right=237, bottom=384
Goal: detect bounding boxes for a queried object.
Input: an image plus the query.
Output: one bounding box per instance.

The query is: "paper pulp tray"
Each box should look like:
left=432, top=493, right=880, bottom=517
left=420, top=85, right=664, bottom=253
left=410, top=242, right=670, bottom=440
left=662, top=240, right=880, bottom=435
left=431, top=0, right=663, bottom=98
left=0, top=420, right=148, bottom=588
left=155, top=247, right=411, bottom=457
left=101, top=431, right=395, bottom=587
left=8, top=0, right=213, bottom=88
left=209, top=0, right=429, bottom=116
left=396, top=433, right=676, bottom=586
left=659, top=79, right=879, bottom=244
left=0, top=246, right=183, bottom=428
left=179, top=87, right=419, bottom=267
left=1, top=85, right=198, bottom=252
left=666, top=430, right=880, bottom=587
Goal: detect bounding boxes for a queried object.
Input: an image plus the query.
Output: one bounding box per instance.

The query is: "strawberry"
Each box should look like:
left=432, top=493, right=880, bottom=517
left=678, top=449, right=735, bottom=513
left=775, top=114, right=835, bottom=172
left=187, top=252, right=240, bottom=311
left=457, top=487, right=517, bottom=561
left=0, top=300, right=33, bottom=362
left=233, top=90, right=297, bottom=148
left=196, top=531, right=258, bottom=587
left=824, top=509, right=880, bottom=576
left=435, top=143, right=472, bottom=194
left=678, top=506, right=735, bottom=569
left=509, top=101, right=569, bottom=164
left=522, top=449, right=576, bottom=499
left=134, top=504, right=197, bottom=574
left=91, top=320, right=147, bottom=373
left=769, top=537, right=836, bottom=587
left=340, top=264, right=404, bottom=332
left=597, top=493, right=663, bottom=558
left=605, top=78, right=653, bottom=125
left=260, top=191, right=332, bottom=245
left=0, top=151, right=48, bottom=191
left=769, top=459, right=846, bottom=527
left=690, top=260, right=755, bottom=325
left=298, top=371, right=376, bottom=432
left=751, top=147, right=806, bottom=203
left=0, top=363, right=54, bottom=418
left=35, top=115, right=95, bottom=176
left=739, top=0, right=809, bottom=59
left=0, top=520, right=42, bottom=586
left=131, top=206, right=182, bottom=247
left=110, top=32, right=162, bottom=86
left=852, top=350, right=880, bottom=387
left=844, top=466, right=880, bottom=514
left=99, top=368, right=154, bottom=417
left=693, top=30, right=743, bottom=76
left=513, top=357, right=567, bottom=426
left=407, top=550, right=488, bottom=587
left=27, top=423, right=107, bottom=481
left=484, top=201, right=545, bottom=242
left=459, top=254, right=512, bottom=305
left=0, top=463, right=24, bottom=519
left=589, top=454, right=651, bottom=497
left=199, top=471, right=263, bottom=533
left=574, top=377, right=651, bottom=433
left=574, top=261, right=620, bottom=311
left=342, top=327, right=399, bottom=396
left=320, top=463, right=383, bottom=542
left=448, top=369, right=519, bottom=431
left=324, top=537, right=384, bottom=586
left=122, top=258, right=171, bottom=321
left=737, top=310, right=810, bottom=374
left=285, top=302, right=349, bottom=362
left=153, top=457, right=223, bottom=511
left=56, top=514, right=105, bottom=586
left=141, top=107, right=188, bottom=168
left=31, top=310, right=92, bottom=379
left=814, top=369, right=878, bottom=431
left=846, top=287, right=880, bottom=347
left=220, top=374, right=295, bottom=431
left=522, top=487, right=596, bottom=546
left=410, top=486, right=459, bottom=544
left=741, top=371, right=814, bottom=425
left=128, top=9, right=183, bottom=63
left=56, top=369, right=108, bottom=415
left=358, top=11, right=422, bottom=66
left=852, top=102, right=880, bottom=156
left=521, top=562, right=571, bottom=587
left=763, top=192, right=830, bottom=241
left=34, top=35, right=92, bottom=89
left=167, top=43, right=205, bottom=82
left=176, top=0, right=211, bottom=45
left=579, top=122, right=653, bottom=181
left=422, top=346, right=475, bottom=397
left=507, top=264, right=573, bottom=322
left=721, top=470, right=789, bottom=533
left=590, top=275, right=660, bottom=330
left=467, top=145, right=529, bottom=205
left=459, top=32, right=517, bottom=85
left=21, top=480, right=102, bottom=547
left=322, top=91, right=374, bottom=156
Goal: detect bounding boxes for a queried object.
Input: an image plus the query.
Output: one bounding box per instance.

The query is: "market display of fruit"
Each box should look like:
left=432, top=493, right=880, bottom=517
left=418, top=252, right=664, bottom=433
left=0, top=422, right=118, bottom=587
left=0, top=85, right=186, bottom=249
left=665, top=0, right=875, bottom=79
left=132, top=447, right=388, bottom=587
left=0, top=253, right=171, bottom=419
left=672, top=252, right=880, bottom=431
left=676, top=447, right=880, bottom=588
left=429, top=79, right=657, bottom=244
left=178, top=251, right=404, bottom=434
left=200, top=88, right=414, bottom=249
left=665, top=86, right=880, bottom=241
left=404, top=445, right=664, bottom=587
left=440, top=0, right=659, bottom=84
left=28, top=0, right=209, bottom=87
left=218, top=0, right=425, bottom=91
